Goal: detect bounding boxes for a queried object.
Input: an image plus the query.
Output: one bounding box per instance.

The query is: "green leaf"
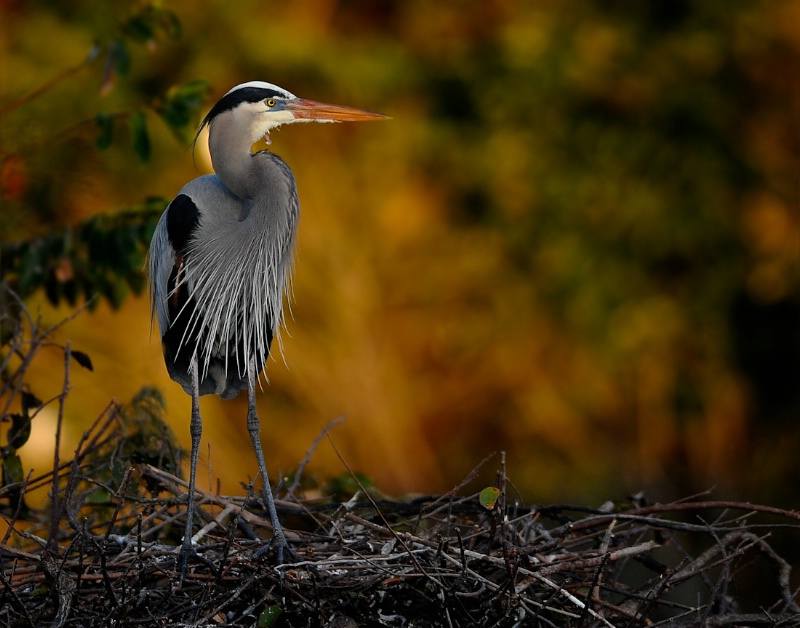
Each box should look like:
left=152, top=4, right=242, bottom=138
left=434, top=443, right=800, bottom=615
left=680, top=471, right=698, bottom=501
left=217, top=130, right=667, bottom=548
left=95, top=113, right=114, bottom=150
left=21, top=391, right=42, bottom=413
left=125, top=271, right=146, bottom=295
left=0, top=320, right=15, bottom=347
left=156, top=80, right=211, bottom=139
left=17, top=243, right=43, bottom=297
left=122, top=15, right=155, bottom=43
left=71, top=350, right=94, bottom=371
left=143, top=196, right=170, bottom=213
left=130, top=111, right=150, bottom=163
left=63, top=276, right=78, bottom=306
left=258, top=605, right=282, bottom=627
left=2, top=451, right=24, bottom=486
left=108, top=39, right=130, bottom=77
left=131, top=386, right=167, bottom=415
left=85, top=488, right=112, bottom=505
left=109, top=277, right=128, bottom=309
left=8, top=415, right=32, bottom=450
left=479, top=486, right=501, bottom=510
left=122, top=6, right=182, bottom=43
left=159, top=9, right=182, bottom=39
left=44, top=271, right=60, bottom=306
left=324, top=472, right=375, bottom=501
left=29, top=585, right=49, bottom=599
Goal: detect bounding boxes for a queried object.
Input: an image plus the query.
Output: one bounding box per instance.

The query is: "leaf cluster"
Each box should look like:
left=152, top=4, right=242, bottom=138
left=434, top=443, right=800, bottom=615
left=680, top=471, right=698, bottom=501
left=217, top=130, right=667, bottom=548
left=1, top=200, right=165, bottom=310
left=90, top=5, right=210, bottom=160
left=94, top=79, right=211, bottom=162
left=2, top=3, right=212, bottom=310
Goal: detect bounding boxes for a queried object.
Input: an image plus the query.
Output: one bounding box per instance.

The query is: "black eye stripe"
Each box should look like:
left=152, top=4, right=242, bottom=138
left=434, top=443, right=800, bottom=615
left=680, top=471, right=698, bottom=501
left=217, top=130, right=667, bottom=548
left=195, top=84, right=295, bottom=142
left=207, top=87, right=289, bottom=118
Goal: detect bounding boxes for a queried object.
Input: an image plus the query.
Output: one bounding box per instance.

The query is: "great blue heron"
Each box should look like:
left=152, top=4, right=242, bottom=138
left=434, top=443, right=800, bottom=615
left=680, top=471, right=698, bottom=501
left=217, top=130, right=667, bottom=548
left=148, top=81, right=386, bottom=576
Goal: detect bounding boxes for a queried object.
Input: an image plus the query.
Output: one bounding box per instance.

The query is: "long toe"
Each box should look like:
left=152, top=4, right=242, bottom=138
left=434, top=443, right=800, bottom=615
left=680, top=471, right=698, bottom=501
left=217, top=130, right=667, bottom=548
left=253, top=530, right=296, bottom=565
left=177, top=543, right=218, bottom=584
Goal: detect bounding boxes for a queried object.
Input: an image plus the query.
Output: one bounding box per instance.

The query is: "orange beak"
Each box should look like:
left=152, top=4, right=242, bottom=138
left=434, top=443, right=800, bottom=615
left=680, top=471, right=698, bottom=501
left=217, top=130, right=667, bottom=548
left=285, top=98, right=389, bottom=123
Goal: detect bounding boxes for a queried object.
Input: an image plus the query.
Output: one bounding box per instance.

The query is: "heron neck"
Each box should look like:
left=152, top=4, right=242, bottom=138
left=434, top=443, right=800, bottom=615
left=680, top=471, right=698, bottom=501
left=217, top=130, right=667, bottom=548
left=208, top=113, right=286, bottom=199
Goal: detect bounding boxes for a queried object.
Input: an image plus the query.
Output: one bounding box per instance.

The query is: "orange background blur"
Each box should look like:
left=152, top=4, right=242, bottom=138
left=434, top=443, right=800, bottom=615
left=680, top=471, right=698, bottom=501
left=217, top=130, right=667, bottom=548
left=2, top=1, right=798, bottom=508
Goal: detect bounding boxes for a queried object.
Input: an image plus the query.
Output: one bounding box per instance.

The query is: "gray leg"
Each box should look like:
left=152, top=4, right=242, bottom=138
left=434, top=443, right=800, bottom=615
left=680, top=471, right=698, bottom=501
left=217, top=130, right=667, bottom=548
left=180, top=357, right=202, bottom=581
left=246, top=366, right=287, bottom=563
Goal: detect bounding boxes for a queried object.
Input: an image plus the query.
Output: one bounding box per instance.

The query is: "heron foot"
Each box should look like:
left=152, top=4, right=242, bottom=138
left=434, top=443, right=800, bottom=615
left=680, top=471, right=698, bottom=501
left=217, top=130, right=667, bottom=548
left=177, top=541, right=218, bottom=585
left=253, top=533, right=296, bottom=563
left=253, top=534, right=296, bottom=584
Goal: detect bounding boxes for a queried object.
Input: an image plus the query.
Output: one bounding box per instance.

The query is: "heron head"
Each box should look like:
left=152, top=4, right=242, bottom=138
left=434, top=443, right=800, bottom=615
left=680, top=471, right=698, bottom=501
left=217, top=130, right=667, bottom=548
left=196, top=80, right=387, bottom=149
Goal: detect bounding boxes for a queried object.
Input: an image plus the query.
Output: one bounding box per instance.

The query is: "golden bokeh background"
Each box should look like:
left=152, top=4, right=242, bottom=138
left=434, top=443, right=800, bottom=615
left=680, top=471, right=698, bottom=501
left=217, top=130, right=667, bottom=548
left=2, top=1, right=798, bottom=508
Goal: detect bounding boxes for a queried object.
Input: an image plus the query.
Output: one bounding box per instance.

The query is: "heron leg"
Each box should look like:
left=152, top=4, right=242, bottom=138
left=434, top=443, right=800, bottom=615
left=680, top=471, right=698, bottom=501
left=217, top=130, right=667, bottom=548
left=180, top=357, right=202, bottom=582
left=246, top=368, right=288, bottom=563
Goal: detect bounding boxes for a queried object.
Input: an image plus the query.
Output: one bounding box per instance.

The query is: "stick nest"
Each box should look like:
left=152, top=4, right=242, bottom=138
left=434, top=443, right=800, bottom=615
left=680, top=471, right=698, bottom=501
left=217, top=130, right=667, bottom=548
left=1, top=405, right=798, bottom=628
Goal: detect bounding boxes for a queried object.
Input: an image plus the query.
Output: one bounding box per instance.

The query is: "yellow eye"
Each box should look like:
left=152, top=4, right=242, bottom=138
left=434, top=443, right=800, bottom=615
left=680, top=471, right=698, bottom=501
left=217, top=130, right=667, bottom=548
left=266, top=99, right=276, bottom=107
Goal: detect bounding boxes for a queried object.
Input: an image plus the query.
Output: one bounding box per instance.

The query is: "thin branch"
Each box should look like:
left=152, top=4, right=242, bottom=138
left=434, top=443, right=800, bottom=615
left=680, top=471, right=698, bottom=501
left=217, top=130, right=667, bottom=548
left=0, top=55, right=95, bottom=118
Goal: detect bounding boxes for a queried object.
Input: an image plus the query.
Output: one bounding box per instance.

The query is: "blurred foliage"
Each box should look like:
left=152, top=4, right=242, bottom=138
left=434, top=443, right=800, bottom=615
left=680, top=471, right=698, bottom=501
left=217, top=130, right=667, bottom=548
left=1, top=201, right=164, bottom=309
left=0, top=0, right=798, bottom=516
left=1, top=3, right=209, bottom=308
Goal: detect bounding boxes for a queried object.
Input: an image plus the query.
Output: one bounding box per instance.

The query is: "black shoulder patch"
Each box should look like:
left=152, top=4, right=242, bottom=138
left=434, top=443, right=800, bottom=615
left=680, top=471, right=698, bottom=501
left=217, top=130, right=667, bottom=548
left=166, top=194, right=200, bottom=255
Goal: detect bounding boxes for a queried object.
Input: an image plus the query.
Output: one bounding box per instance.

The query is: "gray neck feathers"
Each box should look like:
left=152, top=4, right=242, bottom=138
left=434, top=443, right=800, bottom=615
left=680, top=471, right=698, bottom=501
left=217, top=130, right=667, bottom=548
left=184, top=120, right=299, bottom=379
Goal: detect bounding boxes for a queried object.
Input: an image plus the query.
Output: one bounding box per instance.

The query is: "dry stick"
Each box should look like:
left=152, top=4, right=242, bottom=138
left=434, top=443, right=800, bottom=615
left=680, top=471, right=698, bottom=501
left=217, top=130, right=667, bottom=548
left=0, top=322, right=37, bottom=420
left=216, top=500, right=249, bottom=584
left=0, top=468, right=34, bottom=546
left=288, top=416, right=346, bottom=496
left=0, top=288, right=39, bottom=416
left=62, top=405, right=123, bottom=527
left=436, top=545, right=585, bottom=623
left=584, top=518, right=615, bottom=622
left=320, top=428, right=432, bottom=582
left=628, top=548, right=683, bottom=624
left=102, top=467, right=134, bottom=543
left=633, top=535, right=770, bottom=622
left=344, top=510, right=650, bottom=626
left=0, top=400, right=120, bottom=503
left=199, top=575, right=258, bottom=624
left=413, top=452, right=497, bottom=540
left=526, top=504, right=800, bottom=550
left=496, top=450, right=521, bottom=612
left=623, top=501, right=800, bottom=524
left=81, top=401, right=122, bottom=453
left=0, top=563, right=36, bottom=628
left=141, top=464, right=302, bottom=541
left=136, top=514, right=143, bottom=561
left=528, top=542, right=663, bottom=577
left=583, top=552, right=611, bottom=624
left=48, top=555, right=76, bottom=628
left=46, top=342, right=72, bottom=553
left=0, top=289, right=92, bottom=419
left=91, top=536, right=117, bottom=608
left=521, top=552, right=625, bottom=625
left=75, top=522, right=88, bottom=601
left=0, top=316, right=23, bottom=394
left=0, top=55, right=92, bottom=116
left=135, top=502, right=185, bottom=542
left=697, top=513, right=738, bottom=612
left=423, top=451, right=497, bottom=513
left=672, top=530, right=800, bottom=614
left=61, top=430, right=110, bottom=537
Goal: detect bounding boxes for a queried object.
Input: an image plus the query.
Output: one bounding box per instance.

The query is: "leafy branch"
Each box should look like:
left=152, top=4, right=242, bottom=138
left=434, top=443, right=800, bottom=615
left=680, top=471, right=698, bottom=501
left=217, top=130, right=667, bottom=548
left=1, top=199, right=166, bottom=309
left=1, top=2, right=212, bottom=310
